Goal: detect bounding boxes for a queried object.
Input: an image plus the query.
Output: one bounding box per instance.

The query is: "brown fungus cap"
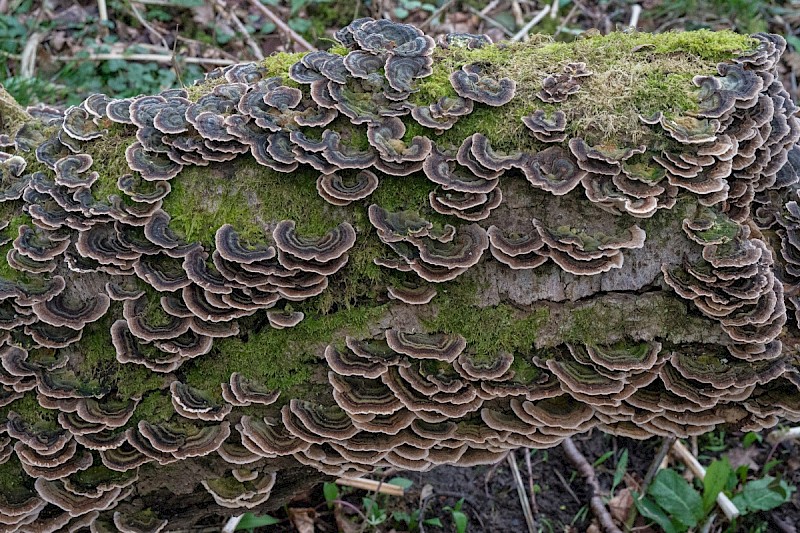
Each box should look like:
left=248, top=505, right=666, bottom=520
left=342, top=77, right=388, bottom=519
left=272, top=220, right=356, bottom=262
left=385, top=330, right=466, bottom=362
left=522, top=110, right=567, bottom=143
left=316, top=170, right=379, bottom=206
left=449, top=64, right=516, bottom=106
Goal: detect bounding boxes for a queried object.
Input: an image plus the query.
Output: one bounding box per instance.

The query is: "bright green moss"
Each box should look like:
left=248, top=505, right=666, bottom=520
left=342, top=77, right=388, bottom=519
left=161, top=157, right=348, bottom=246
left=5, top=394, right=59, bottom=431
left=128, top=391, right=174, bottom=426
left=0, top=456, right=35, bottom=503
left=75, top=317, right=165, bottom=399
left=184, top=303, right=386, bottom=395
left=86, top=127, right=137, bottom=202
left=421, top=282, right=550, bottom=357
left=0, top=212, right=32, bottom=282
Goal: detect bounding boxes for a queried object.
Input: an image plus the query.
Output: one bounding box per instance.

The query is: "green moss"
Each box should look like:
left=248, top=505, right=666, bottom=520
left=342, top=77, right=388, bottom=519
left=160, top=157, right=348, bottom=246
left=75, top=318, right=165, bottom=399
left=409, top=30, right=755, bottom=147
left=562, top=293, right=697, bottom=345
left=184, top=303, right=386, bottom=395
left=85, top=127, right=137, bottom=202
left=128, top=391, right=174, bottom=426
left=508, top=354, right=542, bottom=384
left=0, top=212, right=32, bottom=282
left=421, top=282, right=549, bottom=357
left=5, top=394, right=59, bottom=432
left=0, top=456, right=36, bottom=503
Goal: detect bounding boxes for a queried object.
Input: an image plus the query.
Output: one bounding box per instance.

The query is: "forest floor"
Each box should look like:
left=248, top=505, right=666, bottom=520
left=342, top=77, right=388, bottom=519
left=1, top=0, right=799, bottom=531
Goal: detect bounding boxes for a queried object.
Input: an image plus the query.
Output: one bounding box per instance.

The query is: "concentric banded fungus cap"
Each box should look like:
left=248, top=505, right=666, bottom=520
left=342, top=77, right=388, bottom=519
left=221, top=373, right=280, bottom=406
left=385, top=330, right=466, bottom=362
left=54, top=154, right=98, bottom=188
left=522, top=110, right=567, bottom=143
left=450, top=64, right=516, bottom=106
left=282, top=400, right=359, bottom=442
left=521, top=146, right=587, bottom=196
left=62, top=105, right=105, bottom=141
left=329, top=372, right=404, bottom=415
left=316, top=170, right=379, bottom=206
left=367, top=118, right=432, bottom=163
left=112, top=510, right=168, bottom=533
left=238, top=415, right=310, bottom=456
left=266, top=310, right=304, bottom=329
left=170, top=381, right=232, bottom=422
left=125, top=142, right=183, bottom=181
left=387, top=280, right=437, bottom=305
left=272, top=220, right=356, bottom=262
left=411, top=223, right=489, bottom=269
left=31, top=290, right=111, bottom=330
left=455, top=351, right=514, bottom=380
left=324, top=343, right=389, bottom=379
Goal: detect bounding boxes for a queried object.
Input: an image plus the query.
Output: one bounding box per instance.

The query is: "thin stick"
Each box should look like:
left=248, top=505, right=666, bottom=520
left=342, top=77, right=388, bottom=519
left=479, top=0, right=499, bottom=15
left=20, top=31, right=42, bottom=78
left=550, top=0, right=559, bottom=18
left=129, top=2, right=167, bottom=48
left=554, top=4, right=579, bottom=38
left=221, top=515, right=243, bottom=533
left=525, top=449, right=539, bottom=515
left=215, top=1, right=264, bottom=60
left=335, top=477, right=404, bottom=496
left=766, top=426, right=800, bottom=445
left=671, top=440, right=740, bottom=521
left=507, top=451, right=537, bottom=533
left=97, top=0, right=108, bottom=21
left=628, top=4, right=641, bottom=28
left=626, top=436, right=675, bottom=530
left=467, top=7, right=514, bottom=37
left=419, top=0, right=454, bottom=30
left=510, top=6, right=550, bottom=42
left=52, top=52, right=236, bottom=65
left=511, top=1, right=524, bottom=28
left=562, top=438, right=623, bottom=533
left=246, top=0, right=315, bottom=52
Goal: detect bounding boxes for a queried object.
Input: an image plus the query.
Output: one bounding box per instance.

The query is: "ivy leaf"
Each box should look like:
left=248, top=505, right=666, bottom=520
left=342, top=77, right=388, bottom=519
left=235, top=513, right=281, bottom=529
left=702, top=458, right=732, bottom=514
left=647, top=469, right=704, bottom=528
left=741, top=477, right=791, bottom=511
left=633, top=492, right=681, bottom=533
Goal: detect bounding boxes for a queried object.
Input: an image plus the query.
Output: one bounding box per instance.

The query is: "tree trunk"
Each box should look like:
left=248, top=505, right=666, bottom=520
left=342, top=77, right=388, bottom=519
left=0, top=22, right=798, bottom=531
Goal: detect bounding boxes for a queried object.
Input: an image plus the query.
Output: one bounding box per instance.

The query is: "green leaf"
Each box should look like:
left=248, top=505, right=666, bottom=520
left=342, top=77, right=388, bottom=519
left=323, top=482, right=339, bottom=507
left=452, top=510, right=468, bottom=533
left=742, top=431, right=762, bottom=448
left=633, top=493, right=681, bottom=533
left=741, top=477, right=790, bottom=511
left=647, top=469, right=704, bottom=528
left=612, top=449, right=628, bottom=493
left=593, top=450, right=613, bottom=467
left=387, top=476, right=414, bottom=490
left=423, top=517, right=443, bottom=527
left=702, top=458, right=732, bottom=514
left=235, top=513, right=281, bottom=529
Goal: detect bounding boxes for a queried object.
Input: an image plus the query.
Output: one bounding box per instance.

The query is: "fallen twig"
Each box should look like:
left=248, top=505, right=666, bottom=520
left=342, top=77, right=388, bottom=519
left=507, top=451, right=537, bottom=533
left=335, top=477, right=404, bottom=496
left=625, top=437, right=675, bottom=529
left=97, top=0, right=108, bottom=21
left=215, top=0, right=264, bottom=60
left=51, top=52, right=235, bottom=65
left=766, top=426, right=800, bottom=445
left=247, top=0, right=315, bottom=52
left=562, top=437, right=623, bottom=533
left=671, top=440, right=740, bottom=521
left=20, top=31, right=42, bottom=78
left=419, top=0, right=454, bottom=30
left=467, top=6, right=514, bottom=37
left=510, top=6, right=551, bottom=42
left=221, top=515, right=243, bottom=533
left=129, top=2, right=168, bottom=48
left=628, top=4, right=642, bottom=28
left=525, top=448, right=540, bottom=515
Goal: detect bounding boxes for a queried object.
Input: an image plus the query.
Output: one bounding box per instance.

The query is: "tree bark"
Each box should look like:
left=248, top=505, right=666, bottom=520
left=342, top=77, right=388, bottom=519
left=0, top=24, right=798, bottom=531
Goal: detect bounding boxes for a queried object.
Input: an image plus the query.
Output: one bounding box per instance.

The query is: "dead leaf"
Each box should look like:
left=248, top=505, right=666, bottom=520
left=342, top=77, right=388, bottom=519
left=608, top=488, right=634, bottom=523
left=725, top=446, right=761, bottom=471
left=288, top=507, right=316, bottom=533
left=334, top=505, right=361, bottom=533
left=586, top=523, right=602, bottom=533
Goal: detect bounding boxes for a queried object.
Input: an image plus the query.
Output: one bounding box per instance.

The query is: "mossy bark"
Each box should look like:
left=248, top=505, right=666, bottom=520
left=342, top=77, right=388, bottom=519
left=0, top=29, right=796, bottom=529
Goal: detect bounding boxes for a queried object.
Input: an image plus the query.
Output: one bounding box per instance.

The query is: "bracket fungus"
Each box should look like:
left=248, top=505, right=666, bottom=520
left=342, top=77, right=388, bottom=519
left=0, top=18, right=799, bottom=529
